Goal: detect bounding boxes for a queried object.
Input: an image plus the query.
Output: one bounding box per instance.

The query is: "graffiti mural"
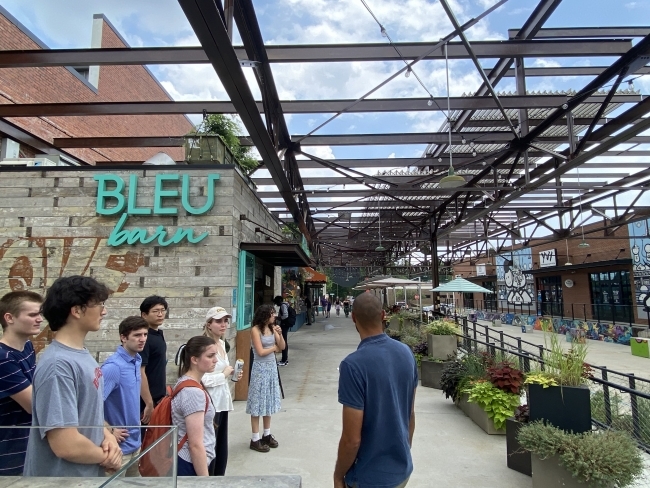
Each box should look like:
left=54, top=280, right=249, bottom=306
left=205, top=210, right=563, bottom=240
left=496, top=248, right=534, bottom=305
left=472, top=310, right=632, bottom=345
left=0, top=237, right=144, bottom=296
left=629, top=219, right=650, bottom=317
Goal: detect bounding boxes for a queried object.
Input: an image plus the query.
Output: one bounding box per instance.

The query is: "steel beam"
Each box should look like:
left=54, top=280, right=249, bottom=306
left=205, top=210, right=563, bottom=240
left=509, top=26, right=650, bottom=39
left=0, top=39, right=631, bottom=68
left=503, top=66, right=650, bottom=77
left=178, top=0, right=311, bottom=244
left=1, top=94, right=641, bottom=117
left=53, top=136, right=184, bottom=148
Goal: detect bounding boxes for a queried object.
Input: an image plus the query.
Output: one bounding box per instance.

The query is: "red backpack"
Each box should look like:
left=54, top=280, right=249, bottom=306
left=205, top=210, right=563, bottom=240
left=138, top=379, right=209, bottom=477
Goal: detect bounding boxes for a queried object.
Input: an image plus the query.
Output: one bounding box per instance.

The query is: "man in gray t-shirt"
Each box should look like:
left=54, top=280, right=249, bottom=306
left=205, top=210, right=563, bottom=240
left=23, top=275, right=121, bottom=477
left=24, top=341, right=106, bottom=477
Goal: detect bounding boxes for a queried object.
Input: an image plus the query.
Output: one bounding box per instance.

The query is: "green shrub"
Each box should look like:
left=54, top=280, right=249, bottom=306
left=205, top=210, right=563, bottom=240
left=517, top=421, right=644, bottom=487
left=463, top=380, right=521, bottom=430
left=424, top=320, right=459, bottom=336
left=540, top=333, right=589, bottom=387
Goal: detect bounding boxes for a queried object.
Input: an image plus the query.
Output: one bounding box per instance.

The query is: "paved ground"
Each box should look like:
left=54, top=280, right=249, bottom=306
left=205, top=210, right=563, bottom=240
left=474, top=319, right=650, bottom=380
left=225, top=313, right=532, bottom=487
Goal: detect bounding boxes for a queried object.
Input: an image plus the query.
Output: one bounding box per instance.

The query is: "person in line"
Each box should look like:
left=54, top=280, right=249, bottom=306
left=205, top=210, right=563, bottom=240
left=273, top=296, right=292, bottom=366
left=172, top=336, right=218, bottom=476
left=101, top=316, right=149, bottom=477
left=0, top=291, right=43, bottom=475
left=24, top=276, right=122, bottom=477
left=334, top=293, right=418, bottom=488
left=202, top=306, right=242, bottom=476
left=247, top=304, right=285, bottom=453
left=326, top=297, right=332, bottom=318
left=335, top=297, right=341, bottom=316
left=304, top=295, right=312, bottom=325
left=139, top=296, right=168, bottom=424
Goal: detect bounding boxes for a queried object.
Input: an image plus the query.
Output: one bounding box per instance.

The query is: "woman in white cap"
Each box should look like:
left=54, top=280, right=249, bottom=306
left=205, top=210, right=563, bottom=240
left=202, top=306, right=242, bottom=476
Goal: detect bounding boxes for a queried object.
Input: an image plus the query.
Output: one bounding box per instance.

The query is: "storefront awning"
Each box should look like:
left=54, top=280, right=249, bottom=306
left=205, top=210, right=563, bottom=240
left=303, top=267, right=327, bottom=283
left=240, top=243, right=312, bottom=267
left=523, top=258, right=632, bottom=275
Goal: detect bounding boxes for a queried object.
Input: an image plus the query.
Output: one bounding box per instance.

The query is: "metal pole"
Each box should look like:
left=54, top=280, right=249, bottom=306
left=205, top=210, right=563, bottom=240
left=538, top=345, right=545, bottom=371
left=630, top=374, right=641, bottom=439
left=172, top=426, right=179, bottom=482
left=602, top=369, right=612, bottom=426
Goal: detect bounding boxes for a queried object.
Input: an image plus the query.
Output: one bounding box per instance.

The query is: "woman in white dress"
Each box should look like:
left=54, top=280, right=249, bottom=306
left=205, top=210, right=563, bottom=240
left=202, top=306, right=242, bottom=475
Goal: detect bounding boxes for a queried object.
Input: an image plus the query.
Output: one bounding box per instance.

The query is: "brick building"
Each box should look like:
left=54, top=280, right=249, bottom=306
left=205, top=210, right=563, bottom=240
left=0, top=7, right=191, bottom=164
left=0, top=10, right=308, bottom=398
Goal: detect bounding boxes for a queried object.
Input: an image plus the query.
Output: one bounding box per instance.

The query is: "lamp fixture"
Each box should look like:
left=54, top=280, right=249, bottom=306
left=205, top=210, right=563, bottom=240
left=438, top=42, right=465, bottom=189
left=578, top=240, right=590, bottom=248
left=405, top=66, right=412, bottom=78
left=380, top=25, right=388, bottom=37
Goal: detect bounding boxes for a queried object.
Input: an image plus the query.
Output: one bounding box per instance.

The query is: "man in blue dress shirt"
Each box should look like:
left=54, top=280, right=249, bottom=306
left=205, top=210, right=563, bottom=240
left=101, top=316, right=149, bottom=477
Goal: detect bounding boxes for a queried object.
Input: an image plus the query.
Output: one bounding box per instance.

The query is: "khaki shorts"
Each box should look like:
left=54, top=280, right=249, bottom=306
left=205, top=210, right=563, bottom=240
left=105, top=448, right=141, bottom=478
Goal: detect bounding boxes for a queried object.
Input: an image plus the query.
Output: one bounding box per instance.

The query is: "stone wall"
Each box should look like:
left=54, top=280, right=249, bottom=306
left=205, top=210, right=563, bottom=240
left=0, top=166, right=282, bottom=385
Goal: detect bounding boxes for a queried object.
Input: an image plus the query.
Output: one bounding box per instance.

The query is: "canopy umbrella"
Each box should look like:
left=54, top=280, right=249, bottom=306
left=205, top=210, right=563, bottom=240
left=431, top=277, right=493, bottom=316
left=431, top=277, right=494, bottom=294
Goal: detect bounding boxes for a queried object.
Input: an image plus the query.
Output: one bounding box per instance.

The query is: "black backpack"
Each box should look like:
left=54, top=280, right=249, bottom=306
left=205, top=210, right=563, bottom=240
left=284, top=302, right=297, bottom=326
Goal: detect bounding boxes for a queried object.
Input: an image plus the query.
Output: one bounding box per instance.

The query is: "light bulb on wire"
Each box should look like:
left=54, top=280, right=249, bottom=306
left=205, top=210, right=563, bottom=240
left=427, top=97, right=433, bottom=107
left=405, top=67, right=412, bottom=78
left=380, top=25, right=388, bottom=37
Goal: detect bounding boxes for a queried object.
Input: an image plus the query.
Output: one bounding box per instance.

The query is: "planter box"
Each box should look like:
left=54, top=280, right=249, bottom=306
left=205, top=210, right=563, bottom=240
left=420, top=359, right=449, bottom=389
left=529, top=384, right=591, bottom=434
left=458, top=394, right=505, bottom=435
left=506, top=418, right=531, bottom=476
left=532, top=454, right=613, bottom=488
left=631, top=337, right=650, bottom=358
left=427, top=334, right=457, bottom=361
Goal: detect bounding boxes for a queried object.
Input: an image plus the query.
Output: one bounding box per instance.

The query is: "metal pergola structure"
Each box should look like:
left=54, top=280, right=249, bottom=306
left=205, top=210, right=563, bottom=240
left=1, top=0, right=650, bottom=287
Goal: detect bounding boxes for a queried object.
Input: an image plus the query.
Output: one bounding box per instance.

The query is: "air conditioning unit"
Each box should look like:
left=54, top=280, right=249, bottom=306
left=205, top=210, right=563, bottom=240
left=0, top=155, right=61, bottom=167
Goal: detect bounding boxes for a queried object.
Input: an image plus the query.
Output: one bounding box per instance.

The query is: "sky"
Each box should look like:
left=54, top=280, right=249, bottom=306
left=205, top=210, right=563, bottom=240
left=3, top=0, right=650, bottom=235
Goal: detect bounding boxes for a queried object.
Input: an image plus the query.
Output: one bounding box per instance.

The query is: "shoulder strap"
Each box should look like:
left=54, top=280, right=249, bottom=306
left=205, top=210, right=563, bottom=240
left=172, top=379, right=210, bottom=451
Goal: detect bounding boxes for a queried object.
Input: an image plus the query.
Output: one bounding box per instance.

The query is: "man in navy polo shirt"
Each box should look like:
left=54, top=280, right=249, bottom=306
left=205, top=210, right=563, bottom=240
left=334, top=293, right=418, bottom=488
left=102, top=316, right=149, bottom=477
left=0, top=291, right=43, bottom=475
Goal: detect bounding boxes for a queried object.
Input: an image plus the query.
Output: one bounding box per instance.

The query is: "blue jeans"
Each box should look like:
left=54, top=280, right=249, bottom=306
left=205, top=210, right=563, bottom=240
left=177, top=456, right=216, bottom=476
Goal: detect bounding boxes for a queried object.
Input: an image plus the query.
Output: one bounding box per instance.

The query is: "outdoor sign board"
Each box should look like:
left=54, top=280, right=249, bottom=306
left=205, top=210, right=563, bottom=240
left=95, top=173, right=220, bottom=247
left=476, top=264, right=487, bottom=276
left=539, top=249, right=557, bottom=268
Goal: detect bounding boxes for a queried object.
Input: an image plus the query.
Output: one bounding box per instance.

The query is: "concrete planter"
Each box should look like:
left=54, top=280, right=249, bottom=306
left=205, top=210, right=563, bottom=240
left=506, top=418, right=531, bottom=476
left=532, top=454, right=613, bottom=488
left=420, top=359, right=449, bottom=389
left=458, top=394, right=506, bottom=435
left=427, top=334, right=457, bottom=361
left=529, top=384, right=591, bottom=434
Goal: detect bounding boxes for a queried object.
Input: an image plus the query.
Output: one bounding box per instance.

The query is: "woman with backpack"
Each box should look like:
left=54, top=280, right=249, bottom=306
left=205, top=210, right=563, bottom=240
left=202, top=306, right=242, bottom=476
left=172, top=336, right=218, bottom=476
left=247, top=304, right=285, bottom=453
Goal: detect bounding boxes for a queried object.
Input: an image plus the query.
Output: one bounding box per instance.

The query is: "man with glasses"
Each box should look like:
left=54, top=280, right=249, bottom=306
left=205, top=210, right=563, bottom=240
left=24, top=276, right=122, bottom=477
left=139, top=296, right=169, bottom=424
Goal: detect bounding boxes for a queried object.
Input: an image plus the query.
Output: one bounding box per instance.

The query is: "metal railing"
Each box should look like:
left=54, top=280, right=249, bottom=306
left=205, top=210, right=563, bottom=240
left=454, top=316, right=650, bottom=453
left=444, top=298, right=642, bottom=327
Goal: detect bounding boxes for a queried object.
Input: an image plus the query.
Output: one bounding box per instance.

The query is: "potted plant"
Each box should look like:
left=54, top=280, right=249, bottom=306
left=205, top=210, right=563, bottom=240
left=517, top=421, right=644, bottom=487
left=424, top=320, right=459, bottom=361
left=525, top=334, right=591, bottom=434
left=506, top=405, right=531, bottom=476
left=420, top=357, right=448, bottom=389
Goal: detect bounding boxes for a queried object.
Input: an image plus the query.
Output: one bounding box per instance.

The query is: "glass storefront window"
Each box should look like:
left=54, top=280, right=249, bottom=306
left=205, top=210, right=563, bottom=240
left=589, top=270, right=633, bottom=323
left=537, top=275, right=563, bottom=316
left=237, top=250, right=255, bottom=330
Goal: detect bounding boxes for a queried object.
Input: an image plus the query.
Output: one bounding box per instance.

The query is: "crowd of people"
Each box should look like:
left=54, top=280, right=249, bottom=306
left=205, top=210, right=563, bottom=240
left=0, top=275, right=284, bottom=478
left=0, top=278, right=417, bottom=488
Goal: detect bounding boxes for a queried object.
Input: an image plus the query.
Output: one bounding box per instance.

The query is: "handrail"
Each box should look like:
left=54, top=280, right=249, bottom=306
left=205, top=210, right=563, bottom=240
left=464, top=318, right=650, bottom=385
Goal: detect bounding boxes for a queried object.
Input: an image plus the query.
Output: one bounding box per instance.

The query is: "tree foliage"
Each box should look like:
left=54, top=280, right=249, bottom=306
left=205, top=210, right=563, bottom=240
left=193, top=114, right=259, bottom=174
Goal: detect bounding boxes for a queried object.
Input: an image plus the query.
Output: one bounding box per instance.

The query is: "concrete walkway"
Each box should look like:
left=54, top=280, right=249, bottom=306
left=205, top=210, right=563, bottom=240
left=474, top=319, right=650, bottom=380
left=225, top=313, right=530, bottom=487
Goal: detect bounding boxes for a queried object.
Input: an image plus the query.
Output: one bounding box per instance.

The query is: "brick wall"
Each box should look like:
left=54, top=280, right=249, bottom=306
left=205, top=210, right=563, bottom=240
left=0, top=166, right=282, bottom=384
left=0, top=12, right=192, bottom=164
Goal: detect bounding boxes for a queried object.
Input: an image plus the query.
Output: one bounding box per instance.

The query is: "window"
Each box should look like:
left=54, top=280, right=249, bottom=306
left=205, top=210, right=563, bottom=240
left=589, top=270, right=633, bottom=324
left=537, top=276, right=563, bottom=316
left=482, top=281, right=496, bottom=310
left=237, top=250, right=255, bottom=330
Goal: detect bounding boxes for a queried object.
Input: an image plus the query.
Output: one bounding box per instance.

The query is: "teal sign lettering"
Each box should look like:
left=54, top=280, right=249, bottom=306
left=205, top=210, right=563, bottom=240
left=94, top=173, right=220, bottom=247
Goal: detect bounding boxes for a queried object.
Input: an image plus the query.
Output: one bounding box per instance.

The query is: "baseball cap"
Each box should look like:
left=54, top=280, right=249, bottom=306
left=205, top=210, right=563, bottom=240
left=206, top=306, right=231, bottom=321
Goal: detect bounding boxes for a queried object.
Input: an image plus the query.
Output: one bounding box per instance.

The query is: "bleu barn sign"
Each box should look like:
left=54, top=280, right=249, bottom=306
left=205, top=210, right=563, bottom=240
left=94, top=174, right=220, bottom=247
